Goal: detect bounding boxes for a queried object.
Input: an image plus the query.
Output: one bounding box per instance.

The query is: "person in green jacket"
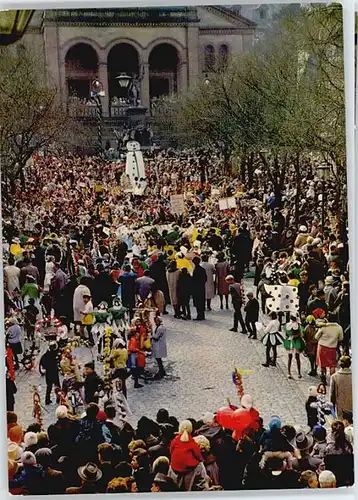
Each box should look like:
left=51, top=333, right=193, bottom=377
left=20, top=275, right=40, bottom=307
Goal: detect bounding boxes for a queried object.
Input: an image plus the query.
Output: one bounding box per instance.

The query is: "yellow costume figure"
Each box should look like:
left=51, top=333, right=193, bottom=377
left=190, top=227, right=199, bottom=244
left=176, top=256, right=193, bottom=273
left=164, top=245, right=175, bottom=259
left=229, top=224, right=236, bottom=235
left=288, top=278, right=300, bottom=287
left=10, top=242, right=22, bottom=258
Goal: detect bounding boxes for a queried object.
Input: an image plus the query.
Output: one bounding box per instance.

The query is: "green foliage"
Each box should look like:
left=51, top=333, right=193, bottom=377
left=153, top=4, right=345, bottom=188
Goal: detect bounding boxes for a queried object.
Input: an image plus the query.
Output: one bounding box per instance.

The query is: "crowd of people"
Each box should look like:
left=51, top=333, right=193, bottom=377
left=3, top=148, right=353, bottom=493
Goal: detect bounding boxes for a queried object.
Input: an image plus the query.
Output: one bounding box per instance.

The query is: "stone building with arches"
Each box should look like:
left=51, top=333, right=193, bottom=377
left=24, top=7, right=256, bottom=117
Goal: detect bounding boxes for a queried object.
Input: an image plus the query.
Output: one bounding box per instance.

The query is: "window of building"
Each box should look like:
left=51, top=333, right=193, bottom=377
left=218, top=44, right=229, bottom=69
left=204, top=45, right=216, bottom=72
left=259, top=8, right=266, bottom=20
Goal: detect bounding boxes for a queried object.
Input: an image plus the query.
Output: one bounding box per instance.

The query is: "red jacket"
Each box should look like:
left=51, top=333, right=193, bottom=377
left=170, top=435, right=203, bottom=473
left=128, top=336, right=139, bottom=353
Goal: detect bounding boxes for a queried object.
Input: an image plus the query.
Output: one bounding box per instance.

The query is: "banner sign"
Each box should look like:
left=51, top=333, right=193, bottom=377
left=219, top=197, right=236, bottom=210
left=170, top=194, right=185, bottom=215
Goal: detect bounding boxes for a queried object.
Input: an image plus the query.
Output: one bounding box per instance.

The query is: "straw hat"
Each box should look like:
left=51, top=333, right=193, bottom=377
left=8, top=442, right=23, bottom=461
left=77, top=462, right=102, bottom=483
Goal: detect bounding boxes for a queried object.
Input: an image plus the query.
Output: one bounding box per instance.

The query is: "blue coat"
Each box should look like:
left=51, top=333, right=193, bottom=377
left=10, top=465, right=45, bottom=494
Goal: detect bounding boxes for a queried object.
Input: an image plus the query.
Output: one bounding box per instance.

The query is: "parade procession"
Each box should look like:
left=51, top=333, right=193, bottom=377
left=1, top=3, right=354, bottom=496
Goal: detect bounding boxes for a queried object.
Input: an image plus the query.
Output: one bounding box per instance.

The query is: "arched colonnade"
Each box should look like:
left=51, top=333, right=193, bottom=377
left=63, top=37, right=188, bottom=114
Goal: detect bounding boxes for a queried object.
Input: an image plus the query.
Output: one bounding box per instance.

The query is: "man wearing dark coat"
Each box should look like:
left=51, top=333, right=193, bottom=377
left=149, top=254, right=170, bottom=308
left=113, top=239, right=128, bottom=267
left=118, top=265, right=137, bottom=319
left=191, top=256, right=207, bottom=321
left=83, top=362, right=104, bottom=404
left=231, top=225, right=252, bottom=273
left=298, top=271, right=311, bottom=315
left=92, top=264, right=116, bottom=307
left=40, top=342, right=61, bottom=405
left=178, top=267, right=192, bottom=319
left=6, top=374, right=17, bottom=411
left=302, top=252, right=326, bottom=286
left=32, top=240, right=46, bottom=286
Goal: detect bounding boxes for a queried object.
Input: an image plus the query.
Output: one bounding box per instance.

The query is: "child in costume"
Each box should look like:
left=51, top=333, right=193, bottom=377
left=108, top=297, right=129, bottom=340
left=80, top=293, right=94, bottom=345
left=91, top=301, right=113, bottom=356
left=284, top=315, right=305, bottom=379
left=310, top=383, right=332, bottom=426
left=260, top=312, right=284, bottom=368
left=127, top=328, right=144, bottom=389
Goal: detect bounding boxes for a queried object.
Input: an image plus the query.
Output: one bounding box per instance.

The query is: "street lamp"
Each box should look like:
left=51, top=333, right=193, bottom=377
left=90, top=79, right=105, bottom=158
left=116, top=73, right=132, bottom=89
left=316, top=164, right=331, bottom=231
left=0, top=10, right=34, bottom=46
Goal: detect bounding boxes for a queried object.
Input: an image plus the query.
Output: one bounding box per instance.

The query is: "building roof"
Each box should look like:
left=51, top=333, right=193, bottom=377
left=207, top=6, right=257, bottom=28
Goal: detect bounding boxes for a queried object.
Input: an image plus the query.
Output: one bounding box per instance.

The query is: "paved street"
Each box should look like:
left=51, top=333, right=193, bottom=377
left=14, top=279, right=314, bottom=431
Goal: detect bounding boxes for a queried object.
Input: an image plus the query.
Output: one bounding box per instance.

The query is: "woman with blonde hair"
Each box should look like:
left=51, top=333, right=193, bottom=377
left=169, top=420, right=207, bottom=490
left=194, top=435, right=220, bottom=486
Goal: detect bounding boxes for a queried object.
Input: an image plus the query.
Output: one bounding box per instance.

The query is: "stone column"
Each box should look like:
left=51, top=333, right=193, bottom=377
left=178, top=60, right=188, bottom=92
left=140, top=62, right=150, bottom=110
left=58, top=55, right=66, bottom=110
left=187, top=26, right=199, bottom=87
left=98, top=60, right=109, bottom=117
left=43, top=25, right=62, bottom=106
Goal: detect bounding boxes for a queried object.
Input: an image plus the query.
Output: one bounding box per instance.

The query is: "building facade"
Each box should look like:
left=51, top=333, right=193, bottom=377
left=25, top=7, right=256, bottom=117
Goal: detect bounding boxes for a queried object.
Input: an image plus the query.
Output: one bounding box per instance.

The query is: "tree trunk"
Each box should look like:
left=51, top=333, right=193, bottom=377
left=19, top=167, right=26, bottom=190
left=273, top=157, right=283, bottom=209
left=10, top=178, right=16, bottom=195
left=294, top=154, right=301, bottom=226
left=223, top=150, right=232, bottom=176
left=240, top=155, right=246, bottom=184
left=2, top=178, right=8, bottom=202
left=247, top=152, right=254, bottom=189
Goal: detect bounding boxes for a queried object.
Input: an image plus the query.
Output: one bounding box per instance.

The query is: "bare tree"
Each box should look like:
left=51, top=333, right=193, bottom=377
left=0, top=45, right=88, bottom=190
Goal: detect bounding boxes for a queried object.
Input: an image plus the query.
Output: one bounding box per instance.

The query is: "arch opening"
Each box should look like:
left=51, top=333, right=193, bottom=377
left=149, top=43, right=179, bottom=101
left=107, top=43, right=140, bottom=103
left=65, top=43, right=98, bottom=100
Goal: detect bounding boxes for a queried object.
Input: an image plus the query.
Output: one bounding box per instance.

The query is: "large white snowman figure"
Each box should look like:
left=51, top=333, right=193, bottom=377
left=125, top=140, right=147, bottom=195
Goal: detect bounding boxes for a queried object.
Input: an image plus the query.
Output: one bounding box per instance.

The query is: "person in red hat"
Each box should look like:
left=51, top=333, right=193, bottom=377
left=96, top=410, right=107, bottom=422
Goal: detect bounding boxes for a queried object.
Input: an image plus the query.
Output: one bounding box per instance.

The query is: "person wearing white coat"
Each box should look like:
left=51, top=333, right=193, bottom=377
left=152, top=316, right=167, bottom=379
left=43, top=255, right=55, bottom=292
left=73, top=279, right=91, bottom=334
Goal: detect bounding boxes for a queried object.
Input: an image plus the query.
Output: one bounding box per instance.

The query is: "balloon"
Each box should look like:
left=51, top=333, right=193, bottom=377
left=232, top=428, right=245, bottom=442
left=216, top=407, right=234, bottom=429
left=232, top=408, right=252, bottom=432
left=248, top=408, right=260, bottom=432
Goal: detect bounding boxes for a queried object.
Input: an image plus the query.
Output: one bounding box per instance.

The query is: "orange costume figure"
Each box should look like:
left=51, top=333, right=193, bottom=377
left=128, top=321, right=146, bottom=389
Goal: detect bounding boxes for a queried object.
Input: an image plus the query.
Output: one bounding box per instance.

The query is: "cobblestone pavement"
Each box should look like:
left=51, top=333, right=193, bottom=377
left=14, top=279, right=316, bottom=430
